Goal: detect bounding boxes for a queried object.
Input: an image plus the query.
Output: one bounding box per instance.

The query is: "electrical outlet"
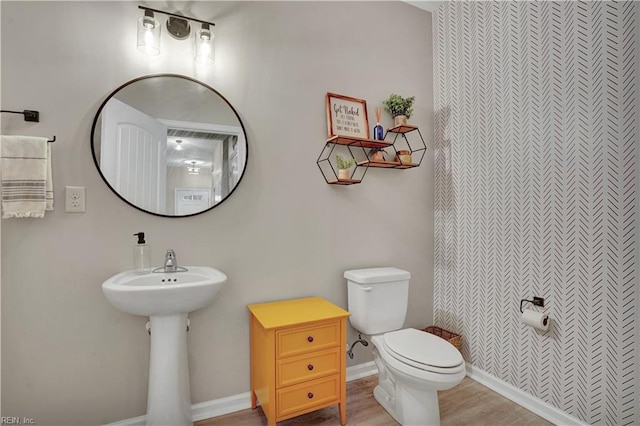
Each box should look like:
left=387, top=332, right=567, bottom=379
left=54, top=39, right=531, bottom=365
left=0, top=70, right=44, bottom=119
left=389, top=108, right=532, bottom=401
left=65, top=186, right=86, bottom=213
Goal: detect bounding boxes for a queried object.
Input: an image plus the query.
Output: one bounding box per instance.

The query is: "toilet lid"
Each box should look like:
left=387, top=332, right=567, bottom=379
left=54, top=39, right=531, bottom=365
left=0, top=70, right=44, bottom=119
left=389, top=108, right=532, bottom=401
left=383, top=328, right=463, bottom=369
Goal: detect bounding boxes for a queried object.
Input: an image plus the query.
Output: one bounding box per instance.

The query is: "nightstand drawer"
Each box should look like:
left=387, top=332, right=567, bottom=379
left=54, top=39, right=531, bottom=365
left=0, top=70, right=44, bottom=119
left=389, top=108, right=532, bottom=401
left=277, top=321, right=340, bottom=358
left=276, top=375, right=340, bottom=418
left=277, top=347, right=340, bottom=388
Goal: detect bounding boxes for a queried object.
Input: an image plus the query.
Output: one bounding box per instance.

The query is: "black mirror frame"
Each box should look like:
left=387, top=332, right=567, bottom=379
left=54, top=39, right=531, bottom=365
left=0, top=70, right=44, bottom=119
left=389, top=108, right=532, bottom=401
left=91, top=74, right=249, bottom=218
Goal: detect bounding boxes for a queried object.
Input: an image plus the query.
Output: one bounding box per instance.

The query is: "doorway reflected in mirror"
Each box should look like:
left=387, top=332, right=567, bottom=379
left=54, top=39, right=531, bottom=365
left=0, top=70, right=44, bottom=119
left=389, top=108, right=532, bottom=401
left=91, top=74, right=248, bottom=217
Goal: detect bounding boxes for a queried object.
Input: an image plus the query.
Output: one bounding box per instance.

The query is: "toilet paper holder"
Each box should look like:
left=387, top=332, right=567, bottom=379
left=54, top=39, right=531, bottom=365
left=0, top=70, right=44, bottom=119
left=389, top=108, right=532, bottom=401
left=520, top=296, right=544, bottom=313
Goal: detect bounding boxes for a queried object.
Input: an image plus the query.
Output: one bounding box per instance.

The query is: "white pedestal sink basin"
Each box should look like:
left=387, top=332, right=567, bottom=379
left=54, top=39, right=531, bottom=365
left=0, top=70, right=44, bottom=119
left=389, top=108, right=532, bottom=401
left=102, top=267, right=227, bottom=426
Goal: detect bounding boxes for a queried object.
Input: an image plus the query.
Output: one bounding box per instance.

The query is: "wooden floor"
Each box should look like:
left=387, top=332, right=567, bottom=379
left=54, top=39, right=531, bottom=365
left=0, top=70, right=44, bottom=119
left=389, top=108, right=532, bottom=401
left=196, top=375, right=553, bottom=426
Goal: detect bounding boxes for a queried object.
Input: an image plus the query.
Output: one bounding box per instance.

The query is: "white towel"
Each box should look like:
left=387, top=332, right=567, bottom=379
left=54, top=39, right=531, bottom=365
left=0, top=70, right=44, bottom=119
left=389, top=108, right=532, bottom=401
left=0, top=135, right=54, bottom=218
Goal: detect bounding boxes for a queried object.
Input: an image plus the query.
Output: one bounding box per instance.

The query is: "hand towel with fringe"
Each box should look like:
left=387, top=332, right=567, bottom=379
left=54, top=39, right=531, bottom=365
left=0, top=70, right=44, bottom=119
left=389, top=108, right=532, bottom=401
left=0, top=135, right=54, bottom=218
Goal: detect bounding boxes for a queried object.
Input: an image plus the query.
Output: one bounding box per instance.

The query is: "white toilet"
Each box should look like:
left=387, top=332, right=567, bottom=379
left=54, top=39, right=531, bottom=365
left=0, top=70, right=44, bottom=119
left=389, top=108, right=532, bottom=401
left=345, top=267, right=465, bottom=426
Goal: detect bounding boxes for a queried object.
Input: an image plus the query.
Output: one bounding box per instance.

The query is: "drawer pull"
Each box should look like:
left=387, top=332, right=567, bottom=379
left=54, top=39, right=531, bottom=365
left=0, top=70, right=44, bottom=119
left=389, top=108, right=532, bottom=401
left=307, top=364, right=314, bottom=371
left=307, top=336, right=314, bottom=343
left=307, top=392, right=314, bottom=399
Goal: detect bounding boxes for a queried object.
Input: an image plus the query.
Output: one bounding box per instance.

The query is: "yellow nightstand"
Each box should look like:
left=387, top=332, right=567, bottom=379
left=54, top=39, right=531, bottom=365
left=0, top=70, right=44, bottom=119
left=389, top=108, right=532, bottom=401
left=247, top=296, right=350, bottom=426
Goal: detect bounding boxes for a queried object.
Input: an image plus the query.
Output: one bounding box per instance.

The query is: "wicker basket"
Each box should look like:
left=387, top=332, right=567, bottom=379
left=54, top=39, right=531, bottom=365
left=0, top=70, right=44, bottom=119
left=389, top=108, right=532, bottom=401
left=422, top=326, right=462, bottom=351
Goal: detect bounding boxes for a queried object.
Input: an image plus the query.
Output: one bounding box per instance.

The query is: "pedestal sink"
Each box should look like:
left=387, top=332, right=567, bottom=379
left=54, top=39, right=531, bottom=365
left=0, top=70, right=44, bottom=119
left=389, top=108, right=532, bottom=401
left=102, top=267, right=227, bottom=426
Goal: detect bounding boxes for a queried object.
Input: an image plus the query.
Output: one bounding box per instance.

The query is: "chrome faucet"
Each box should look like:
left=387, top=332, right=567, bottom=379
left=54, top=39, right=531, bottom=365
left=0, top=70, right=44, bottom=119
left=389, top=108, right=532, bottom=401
left=164, top=249, right=178, bottom=272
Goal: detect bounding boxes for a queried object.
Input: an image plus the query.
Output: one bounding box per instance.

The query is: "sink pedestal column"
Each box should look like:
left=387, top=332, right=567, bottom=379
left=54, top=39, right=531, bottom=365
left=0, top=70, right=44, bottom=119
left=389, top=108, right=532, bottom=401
left=146, top=313, right=191, bottom=426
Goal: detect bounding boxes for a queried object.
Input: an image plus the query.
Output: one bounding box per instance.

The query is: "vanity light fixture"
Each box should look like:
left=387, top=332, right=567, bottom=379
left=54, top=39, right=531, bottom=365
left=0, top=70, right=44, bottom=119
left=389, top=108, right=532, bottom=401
left=137, top=5, right=215, bottom=64
left=137, top=9, right=160, bottom=55
left=194, top=23, right=215, bottom=65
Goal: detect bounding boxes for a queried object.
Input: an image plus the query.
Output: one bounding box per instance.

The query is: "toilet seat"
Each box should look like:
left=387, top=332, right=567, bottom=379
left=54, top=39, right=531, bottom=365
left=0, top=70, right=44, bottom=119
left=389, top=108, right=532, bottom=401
left=381, top=328, right=464, bottom=374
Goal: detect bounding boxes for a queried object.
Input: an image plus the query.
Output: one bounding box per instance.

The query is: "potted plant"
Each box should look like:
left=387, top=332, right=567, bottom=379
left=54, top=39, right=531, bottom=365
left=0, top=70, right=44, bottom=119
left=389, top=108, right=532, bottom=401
left=336, top=154, right=356, bottom=180
left=383, top=94, right=415, bottom=126
left=395, top=150, right=412, bottom=165
left=369, top=147, right=386, bottom=162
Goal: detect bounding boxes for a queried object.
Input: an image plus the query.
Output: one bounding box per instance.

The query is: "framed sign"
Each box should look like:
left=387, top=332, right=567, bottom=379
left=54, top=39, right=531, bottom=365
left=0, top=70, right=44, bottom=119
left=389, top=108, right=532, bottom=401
left=326, top=93, right=369, bottom=139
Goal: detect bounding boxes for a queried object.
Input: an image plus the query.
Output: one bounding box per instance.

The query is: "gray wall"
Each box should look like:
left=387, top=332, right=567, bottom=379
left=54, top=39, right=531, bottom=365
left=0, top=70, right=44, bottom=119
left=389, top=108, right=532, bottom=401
left=433, top=2, right=638, bottom=425
left=0, top=1, right=433, bottom=424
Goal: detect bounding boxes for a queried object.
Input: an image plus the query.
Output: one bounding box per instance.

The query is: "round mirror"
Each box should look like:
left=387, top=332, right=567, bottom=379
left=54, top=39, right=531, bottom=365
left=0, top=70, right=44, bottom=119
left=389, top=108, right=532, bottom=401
left=91, top=74, right=248, bottom=217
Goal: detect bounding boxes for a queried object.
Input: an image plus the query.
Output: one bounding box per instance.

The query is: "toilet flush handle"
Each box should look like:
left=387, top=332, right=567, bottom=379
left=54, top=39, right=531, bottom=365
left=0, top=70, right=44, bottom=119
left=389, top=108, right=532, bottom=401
left=361, top=286, right=372, bottom=291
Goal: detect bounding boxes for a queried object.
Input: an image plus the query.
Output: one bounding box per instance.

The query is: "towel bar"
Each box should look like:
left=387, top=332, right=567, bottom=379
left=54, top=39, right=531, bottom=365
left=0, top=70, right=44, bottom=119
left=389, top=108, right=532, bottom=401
left=1, top=110, right=55, bottom=142
left=0, top=109, right=39, bottom=122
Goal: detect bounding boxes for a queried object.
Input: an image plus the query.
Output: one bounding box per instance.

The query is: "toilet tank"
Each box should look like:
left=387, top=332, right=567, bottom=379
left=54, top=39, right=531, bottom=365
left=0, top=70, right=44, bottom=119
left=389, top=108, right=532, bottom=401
left=345, top=267, right=411, bottom=335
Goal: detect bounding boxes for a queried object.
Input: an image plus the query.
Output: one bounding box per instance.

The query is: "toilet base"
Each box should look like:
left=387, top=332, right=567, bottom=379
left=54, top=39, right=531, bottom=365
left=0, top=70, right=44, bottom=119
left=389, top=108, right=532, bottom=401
left=373, top=380, right=440, bottom=426
left=372, top=339, right=463, bottom=426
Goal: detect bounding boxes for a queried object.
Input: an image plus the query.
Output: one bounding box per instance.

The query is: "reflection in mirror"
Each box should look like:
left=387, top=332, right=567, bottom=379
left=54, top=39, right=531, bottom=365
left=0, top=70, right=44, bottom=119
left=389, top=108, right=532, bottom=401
left=91, top=74, right=247, bottom=217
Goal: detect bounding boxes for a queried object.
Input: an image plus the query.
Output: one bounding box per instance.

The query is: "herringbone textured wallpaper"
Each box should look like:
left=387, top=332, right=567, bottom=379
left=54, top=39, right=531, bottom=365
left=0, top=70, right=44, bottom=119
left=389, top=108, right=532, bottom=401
left=433, top=2, right=638, bottom=425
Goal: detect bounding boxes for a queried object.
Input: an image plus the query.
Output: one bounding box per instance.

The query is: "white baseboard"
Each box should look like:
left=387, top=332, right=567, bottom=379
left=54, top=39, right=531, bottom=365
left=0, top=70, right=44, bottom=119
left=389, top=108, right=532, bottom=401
left=107, top=361, right=379, bottom=425
left=110, top=362, right=591, bottom=426
left=106, top=414, right=146, bottom=426
left=191, top=390, right=254, bottom=422
left=465, top=364, right=589, bottom=426
left=346, top=360, right=378, bottom=381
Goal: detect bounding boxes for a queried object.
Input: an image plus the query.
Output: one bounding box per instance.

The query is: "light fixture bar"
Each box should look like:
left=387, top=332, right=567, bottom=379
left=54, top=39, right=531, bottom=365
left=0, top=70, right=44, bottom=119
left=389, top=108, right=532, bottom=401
left=138, top=6, right=215, bottom=28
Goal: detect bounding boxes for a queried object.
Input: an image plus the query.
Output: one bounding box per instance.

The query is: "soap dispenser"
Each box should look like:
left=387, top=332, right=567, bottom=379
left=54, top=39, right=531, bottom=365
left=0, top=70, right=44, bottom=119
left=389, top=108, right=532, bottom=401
left=133, top=232, right=151, bottom=274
